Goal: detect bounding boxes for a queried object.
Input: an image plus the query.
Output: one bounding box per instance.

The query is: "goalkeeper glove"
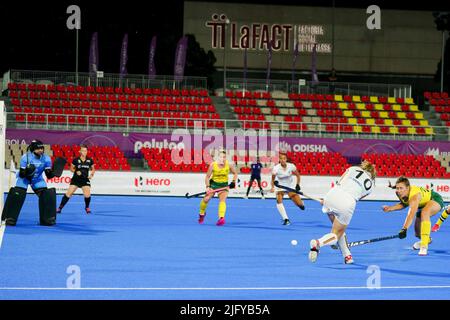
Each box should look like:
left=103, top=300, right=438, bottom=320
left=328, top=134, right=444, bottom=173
left=295, top=184, right=301, bottom=192
left=25, top=164, right=36, bottom=179
left=229, top=181, right=236, bottom=189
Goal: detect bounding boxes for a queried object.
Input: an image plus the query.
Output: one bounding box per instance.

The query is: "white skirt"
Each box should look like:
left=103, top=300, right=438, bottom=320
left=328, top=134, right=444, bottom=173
left=322, top=187, right=356, bottom=226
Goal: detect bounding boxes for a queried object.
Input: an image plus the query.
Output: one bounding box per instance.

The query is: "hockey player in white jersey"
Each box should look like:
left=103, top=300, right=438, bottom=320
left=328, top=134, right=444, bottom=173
left=308, top=160, right=376, bottom=264
left=270, top=152, right=305, bottom=225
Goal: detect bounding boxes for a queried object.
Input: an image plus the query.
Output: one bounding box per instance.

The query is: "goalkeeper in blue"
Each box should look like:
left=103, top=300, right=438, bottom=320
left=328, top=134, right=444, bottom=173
left=1, top=140, right=63, bottom=226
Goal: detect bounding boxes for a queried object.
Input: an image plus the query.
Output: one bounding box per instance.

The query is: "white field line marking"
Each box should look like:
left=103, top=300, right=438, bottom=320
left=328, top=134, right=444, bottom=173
left=65, top=201, right=384, bottom=212
left=0, top=221, right=6, bottom=249
left=1, top=285, right=450, bottom=291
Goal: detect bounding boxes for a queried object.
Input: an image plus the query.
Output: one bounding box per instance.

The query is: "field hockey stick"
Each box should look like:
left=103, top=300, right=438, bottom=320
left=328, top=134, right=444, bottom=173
left=254, top=188, right=273, bottom=194
left=185, top=179, right=240, bottom=199
left=185, top=186, right=230, bottom=199
left=347, top=234, right=400, bottom=248
left=273, top=181, right=323, bottom=203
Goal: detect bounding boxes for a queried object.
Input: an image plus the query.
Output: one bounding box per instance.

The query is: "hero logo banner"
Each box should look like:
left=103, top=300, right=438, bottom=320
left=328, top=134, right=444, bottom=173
left=46, top=176, right=72, bottom=184
left=134, top=176, right=171, bottom=188
left=205, top=13, right=332, bottom=53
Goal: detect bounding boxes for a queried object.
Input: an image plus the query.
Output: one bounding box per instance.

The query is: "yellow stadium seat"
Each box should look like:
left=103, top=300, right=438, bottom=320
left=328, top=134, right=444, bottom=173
left=370, top=96, right=378, bottom=103
left=415, top=113, right=424, bottom=119
left=402, top=120, right=411, bottom=126
left=371, top=126, right=381, bottom=134
left=397, top=112, right=406, bottom=119
left=353, top=96, right=361, bottom=102
left=348, top=118, right=357, bottom=125
left=361, top=111, right=370, bottom=118
left=389, top=127, right=399, bottom=134
left=366, top=118, right=375, bottom=125
left=338, top=102, right=348, bottom=109
left=379, top=111, right=388, bottom=118
left=354, top=126, right=362, bottom=133
left=388, top=97, right=396, bottom=104
left=425, top=128, right=434, bottom=135
left=334, top=95, right=343, bottom=101
left=374, top=104, right=384, bottom=111
left=343, top=110, right=353, bottom=117
left=392, top=104, right=401, bottom=111
left=407, top=127, right=416, bottom=135
left=384, top=119, right=393, bottom=126
left=356, top=103, right=366, bottom=110
left=405, top=98, right=414, bottom=104
left=419, top=120, right=429, bottom=126
left=410, top=105, right=418, bottom=112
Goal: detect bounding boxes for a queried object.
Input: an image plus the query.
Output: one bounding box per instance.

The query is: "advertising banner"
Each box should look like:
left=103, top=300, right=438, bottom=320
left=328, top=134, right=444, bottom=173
left=4, top=170, right=449, bottom=202
left=6, top=129, right=450, bottom=159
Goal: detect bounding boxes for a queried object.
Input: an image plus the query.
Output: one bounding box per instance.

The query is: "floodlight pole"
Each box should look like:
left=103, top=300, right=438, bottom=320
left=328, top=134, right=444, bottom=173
left=76, top=28, right=79, bottom=85
left=223, top=19, right=230, bottom=92
left=441, top=31, right=446, bottom=93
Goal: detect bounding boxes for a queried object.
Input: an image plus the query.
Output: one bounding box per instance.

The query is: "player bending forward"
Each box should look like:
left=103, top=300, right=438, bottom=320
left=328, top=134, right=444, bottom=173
left=383, top=176, right=446, bottom=256
left=270, top=152, right=305, bottom=225
left=309, top=160, right=376, bottom=264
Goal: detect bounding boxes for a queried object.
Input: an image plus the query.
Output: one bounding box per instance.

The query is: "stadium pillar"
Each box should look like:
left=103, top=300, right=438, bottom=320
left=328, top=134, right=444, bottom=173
left=441, top=31, right=444, bottom=93
left=331, top=0, right=335, bottom=70
left=223, top=19, right=230, bottom=92
left=76, top=28, right=79, bottom=85
left=441, top=30, right=448, bottom=93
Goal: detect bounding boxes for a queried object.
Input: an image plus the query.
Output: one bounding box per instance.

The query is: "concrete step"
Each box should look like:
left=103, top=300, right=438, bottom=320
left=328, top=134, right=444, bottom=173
left=211, top=96, right=241, bottom=128
left=422, top=110, right=441, bottom=126
left=128, top=158, right=145, bottom=171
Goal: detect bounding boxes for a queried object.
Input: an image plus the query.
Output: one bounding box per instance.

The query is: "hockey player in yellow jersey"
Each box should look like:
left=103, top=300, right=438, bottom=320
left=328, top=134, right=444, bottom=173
left=382, top=176, right=446, bottom=256
left=198, top=149, right=238, bottom=226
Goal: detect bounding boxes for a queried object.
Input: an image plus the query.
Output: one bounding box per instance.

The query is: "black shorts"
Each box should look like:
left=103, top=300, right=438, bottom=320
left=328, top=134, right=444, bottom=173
left=250, top=175, right=261, bottom=181
left=70, top=177, right=91, bottom=188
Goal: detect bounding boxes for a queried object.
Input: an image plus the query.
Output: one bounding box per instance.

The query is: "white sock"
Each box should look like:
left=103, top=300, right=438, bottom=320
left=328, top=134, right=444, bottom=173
left=318, top=233, right=338, bottom=247
left=338, top=233, right=351, bottom=257
left=276, top=203, right=289, bottom=220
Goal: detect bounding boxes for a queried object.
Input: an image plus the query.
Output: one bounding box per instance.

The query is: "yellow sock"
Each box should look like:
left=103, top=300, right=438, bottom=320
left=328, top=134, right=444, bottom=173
left=199, top=200, right=208, bottom=215
left=421, top=221, right=431, bottom=247
left=435, top=209, right=449, bottom=227
left=218, top=202, right=226, bottom=218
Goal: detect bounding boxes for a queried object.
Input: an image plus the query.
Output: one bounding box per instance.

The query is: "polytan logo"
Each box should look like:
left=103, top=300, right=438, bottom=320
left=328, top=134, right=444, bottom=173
left=47, top=176, right=72, bottom=184
left=134, top=176, right=171, bottom=188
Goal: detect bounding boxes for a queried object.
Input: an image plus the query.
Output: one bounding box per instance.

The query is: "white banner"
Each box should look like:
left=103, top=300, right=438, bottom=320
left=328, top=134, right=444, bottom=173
left=4, top=170, right=450, bottom=202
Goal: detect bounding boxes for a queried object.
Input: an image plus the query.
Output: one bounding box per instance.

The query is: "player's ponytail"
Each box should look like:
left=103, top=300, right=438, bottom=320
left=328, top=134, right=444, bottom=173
left=360, top=160, right=376, bottom=180
left=387, top=181, right=396, bottom=189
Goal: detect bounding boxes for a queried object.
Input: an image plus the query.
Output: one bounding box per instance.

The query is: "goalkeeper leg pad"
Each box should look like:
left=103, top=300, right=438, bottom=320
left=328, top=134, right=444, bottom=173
left=1, top=187, right=27, bottom=226
left=39, top=188, right=57, bottom=226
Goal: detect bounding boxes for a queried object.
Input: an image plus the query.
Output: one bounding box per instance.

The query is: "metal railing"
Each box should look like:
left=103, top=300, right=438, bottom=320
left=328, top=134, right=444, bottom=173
left=227, top=78, right=412, bottom=98
left=8, top=70, right=208, bottom=91
left=6, top=70, right=412, bottom=98
left=7, top=112, right=449, bottom=141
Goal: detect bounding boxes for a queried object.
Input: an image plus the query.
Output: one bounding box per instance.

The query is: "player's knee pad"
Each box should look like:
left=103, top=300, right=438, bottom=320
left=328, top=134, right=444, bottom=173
left=1, top=187, right=27, bottom=226
left=38, top=188, right=57, bottom=226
